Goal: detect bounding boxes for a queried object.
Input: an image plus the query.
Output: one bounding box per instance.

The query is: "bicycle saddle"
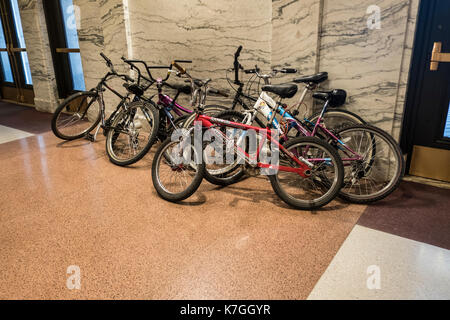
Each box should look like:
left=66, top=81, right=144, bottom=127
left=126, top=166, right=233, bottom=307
left=166, top=82, right=191, bottom=94
left=192, top=78, right=212, bottom=87
left=312, top=89, right=347, bottom=107
left=293, top=72, right=328, bottom=84
left=261, top=83, right=298, bottom=99
left=123, top=83, right=144, bottom=96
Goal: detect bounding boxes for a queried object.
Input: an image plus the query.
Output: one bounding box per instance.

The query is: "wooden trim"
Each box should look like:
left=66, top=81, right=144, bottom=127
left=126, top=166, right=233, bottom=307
left=56, top=48, right=81, bottom=53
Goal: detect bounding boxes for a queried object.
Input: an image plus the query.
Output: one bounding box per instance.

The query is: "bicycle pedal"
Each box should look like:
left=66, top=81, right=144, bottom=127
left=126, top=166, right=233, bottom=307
left=85, top=133, right=95, bottom=142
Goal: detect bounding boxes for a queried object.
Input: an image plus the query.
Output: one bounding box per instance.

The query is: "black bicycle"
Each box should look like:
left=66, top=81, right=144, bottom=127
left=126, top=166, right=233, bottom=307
left=51, top=53, right=160, bottom=166
left=227, top=46, right=366, bottom=129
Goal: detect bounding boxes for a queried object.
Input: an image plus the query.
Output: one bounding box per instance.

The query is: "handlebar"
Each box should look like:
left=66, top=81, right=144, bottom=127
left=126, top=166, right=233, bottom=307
left=100, top=52, right=112, bottom=66
left=274, top=67, right=298, bottom=74
left=172, top=61, right=186, bottom=75
left=234, top=45, right=243, bottom=84
left=100, top=53, right=134, bottom=83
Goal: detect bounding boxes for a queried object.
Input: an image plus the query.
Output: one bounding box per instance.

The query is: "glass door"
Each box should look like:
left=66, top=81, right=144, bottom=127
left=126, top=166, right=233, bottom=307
left=44, top=0, right=85, bottom=98
left=0, top=0, right=34, bottom=104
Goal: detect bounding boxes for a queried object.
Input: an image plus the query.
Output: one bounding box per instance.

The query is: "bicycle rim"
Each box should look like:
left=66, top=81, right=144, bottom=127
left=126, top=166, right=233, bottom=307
left=336, top=125, right=403, bottom=202
left=154, top=140, right=202, bottom=196
left=107, top=102, right=157, bottom=164
left=54, top=93, right=101, bottom=138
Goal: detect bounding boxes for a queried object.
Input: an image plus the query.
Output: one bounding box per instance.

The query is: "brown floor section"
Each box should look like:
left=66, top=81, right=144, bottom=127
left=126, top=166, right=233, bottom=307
left=0, top=101, right=52, bottom=134
left=358, top=181, right=450, bottom=250
left=0, top=129, right=366, bottom=299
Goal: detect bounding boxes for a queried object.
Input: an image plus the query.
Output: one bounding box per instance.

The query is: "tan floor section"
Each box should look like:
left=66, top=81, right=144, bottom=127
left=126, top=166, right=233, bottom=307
left=0, top=132, right=366, bottom=299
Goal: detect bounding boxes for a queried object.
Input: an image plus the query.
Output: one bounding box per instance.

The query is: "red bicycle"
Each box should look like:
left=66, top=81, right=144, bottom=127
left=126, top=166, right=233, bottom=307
left=151, top=63, right=344, bottom=210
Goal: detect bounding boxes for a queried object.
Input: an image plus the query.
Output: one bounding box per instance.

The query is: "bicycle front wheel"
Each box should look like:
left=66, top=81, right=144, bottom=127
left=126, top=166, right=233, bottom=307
left=152, top=137, right=205, bottom=202
left=335, top=124, right=404, bottom=203
left=106, top=101, right=159, bottom=166
left=269, top=136, right=344, bottom=210
left=51, top=91, right=101, bottom=140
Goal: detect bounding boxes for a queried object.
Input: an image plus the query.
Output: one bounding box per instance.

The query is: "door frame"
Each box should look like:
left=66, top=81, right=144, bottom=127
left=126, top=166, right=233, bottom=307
left=43, top=0, right=83, bottom=99
left=401, top=0, right=450, bottom=173
left=0, top=0, right=34, bottom=105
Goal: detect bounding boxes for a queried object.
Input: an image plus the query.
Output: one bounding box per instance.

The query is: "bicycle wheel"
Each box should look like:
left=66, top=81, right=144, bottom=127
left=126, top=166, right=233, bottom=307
left=308, top=109, right=366, bottom=131
left=269, top=136, right=344, bottom=210
left=51, top=91, right=101, bottom=140
left=203, top=110, right=247, bottom=186
left=335, top=124, right=404, bottom=203
left=182, top=104, right=228, bottom=129
left=152, top=137, right=205, bottom=202
left=106, top=101, right=159, bottom=166
left=166, top=114, right=190, bottom=138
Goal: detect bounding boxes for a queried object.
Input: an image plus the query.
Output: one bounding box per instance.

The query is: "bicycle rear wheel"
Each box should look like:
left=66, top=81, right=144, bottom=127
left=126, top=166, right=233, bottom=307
left=203, top=110, right=247, bottom=186
left=269, top=136, right=344, bottom=210
left=335, top=124, right=404, bottom=203
left=308, top=109, right=366, bottom=131
left=152, top=137, right=205, bottom=202
left=106, top=101, right=159, bottom=166
left=51, top=91, right=101, bottom=140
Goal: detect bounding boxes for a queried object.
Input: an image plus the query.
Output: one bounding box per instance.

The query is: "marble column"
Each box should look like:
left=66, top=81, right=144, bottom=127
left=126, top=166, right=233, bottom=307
left=18, top=0, right=59, bottom=112
left=73, top=0, right=128, bottom=113
left=319, top=0, right=414, bottom=134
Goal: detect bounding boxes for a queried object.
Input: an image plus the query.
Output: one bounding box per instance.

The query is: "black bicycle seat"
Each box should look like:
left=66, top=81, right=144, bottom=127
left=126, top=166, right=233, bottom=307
left=312, top=89, right=347, bottom=107
left=293, top=72, right=328, bottom=84
left=261, top=83, right=298, bottom=99
left=190, top=78, right=211, bottom=87
left=123, top=83, right=144, bottom=96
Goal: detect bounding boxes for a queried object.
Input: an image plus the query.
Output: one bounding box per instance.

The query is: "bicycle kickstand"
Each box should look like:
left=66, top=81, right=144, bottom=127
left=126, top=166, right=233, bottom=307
left=85, top=122, right=102, bottom=142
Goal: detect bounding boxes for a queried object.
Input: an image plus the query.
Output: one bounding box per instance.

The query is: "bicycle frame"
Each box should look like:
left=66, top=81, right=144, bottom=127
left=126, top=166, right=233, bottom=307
left=242, top=90, right=363, bottom=163
left=193, top=113, right=313, bottom=177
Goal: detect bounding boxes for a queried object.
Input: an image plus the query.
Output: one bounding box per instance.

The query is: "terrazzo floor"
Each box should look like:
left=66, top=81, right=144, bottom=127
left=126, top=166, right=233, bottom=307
left=0, top=102, right=449, bottom=300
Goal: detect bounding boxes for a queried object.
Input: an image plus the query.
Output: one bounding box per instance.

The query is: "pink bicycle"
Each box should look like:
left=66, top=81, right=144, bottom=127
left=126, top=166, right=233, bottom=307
left=151, top=62, right=344, bottom=210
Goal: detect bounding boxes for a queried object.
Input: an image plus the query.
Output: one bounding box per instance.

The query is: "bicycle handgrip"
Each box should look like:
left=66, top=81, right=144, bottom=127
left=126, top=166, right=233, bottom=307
left=172, top=61, right=186, bottom=74
left=235, top=45, right=243, bottom=58
left=174, top=60, right=192, bottom=63
left=281, top=68, right=297, bottom=74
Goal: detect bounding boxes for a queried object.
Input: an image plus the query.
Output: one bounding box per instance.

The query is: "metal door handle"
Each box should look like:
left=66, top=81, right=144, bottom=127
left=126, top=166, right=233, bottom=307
left=430, top=42, right=450, bottom=71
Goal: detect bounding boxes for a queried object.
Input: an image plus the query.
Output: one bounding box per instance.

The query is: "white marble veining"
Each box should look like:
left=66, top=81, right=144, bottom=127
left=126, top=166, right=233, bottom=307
left=272, top=0, right=323, bottom=117
left=127, top=0, right=273, bottom=108
left=319, top=0, right=415, bottom=134
left=18, top=0, right=59, bottom=112
left=17, top=0, right=420, bottom=139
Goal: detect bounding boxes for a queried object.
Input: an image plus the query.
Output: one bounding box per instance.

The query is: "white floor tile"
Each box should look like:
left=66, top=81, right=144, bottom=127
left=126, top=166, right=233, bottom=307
left=0, top=125, right=34, bottom=144
left=308, top=225, right=450, bottom=300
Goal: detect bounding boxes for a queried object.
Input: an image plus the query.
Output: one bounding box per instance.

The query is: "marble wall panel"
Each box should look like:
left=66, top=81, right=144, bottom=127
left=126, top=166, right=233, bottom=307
left=319, top=0, right=413, bottom=133
left=127, top=0, right=273, bottom=108
left=271, top=0, right=322, bottom=117
left=18, top=0, right=420, bottom=139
